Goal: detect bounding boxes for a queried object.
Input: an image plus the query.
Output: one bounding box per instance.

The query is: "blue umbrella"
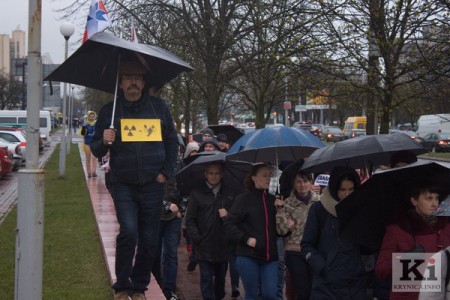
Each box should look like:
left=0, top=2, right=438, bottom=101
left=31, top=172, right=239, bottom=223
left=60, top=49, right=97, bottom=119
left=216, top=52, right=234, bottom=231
left=226, top=126, right=325, bottom=163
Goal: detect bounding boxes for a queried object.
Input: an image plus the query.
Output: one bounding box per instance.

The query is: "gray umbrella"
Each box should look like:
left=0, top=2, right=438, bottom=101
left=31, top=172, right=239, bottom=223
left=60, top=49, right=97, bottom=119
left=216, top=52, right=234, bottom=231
left=44, top=31, right=193, bottom=94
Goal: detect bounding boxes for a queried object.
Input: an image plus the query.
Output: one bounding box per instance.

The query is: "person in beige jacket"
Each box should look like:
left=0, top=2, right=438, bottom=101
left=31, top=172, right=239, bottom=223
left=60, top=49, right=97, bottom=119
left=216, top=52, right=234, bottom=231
left=276, top=170, right=320, bottom=300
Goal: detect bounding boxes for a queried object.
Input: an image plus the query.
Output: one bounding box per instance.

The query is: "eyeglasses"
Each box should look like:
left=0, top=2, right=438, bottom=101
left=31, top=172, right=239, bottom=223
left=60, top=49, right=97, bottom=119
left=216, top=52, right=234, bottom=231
left=122, top=75, right=144, bottom=82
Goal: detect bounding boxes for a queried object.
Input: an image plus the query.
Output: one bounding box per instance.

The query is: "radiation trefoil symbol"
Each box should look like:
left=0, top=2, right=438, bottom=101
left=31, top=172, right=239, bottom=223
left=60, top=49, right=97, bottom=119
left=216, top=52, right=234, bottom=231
left=124, top=125, right=137, bottom=136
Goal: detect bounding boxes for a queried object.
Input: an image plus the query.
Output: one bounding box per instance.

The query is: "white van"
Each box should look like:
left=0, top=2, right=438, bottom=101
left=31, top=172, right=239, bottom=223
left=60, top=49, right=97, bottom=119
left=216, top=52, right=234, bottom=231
left=0, top=110, right=52, bottom=144
left=416, top=114, right=450, bottom=137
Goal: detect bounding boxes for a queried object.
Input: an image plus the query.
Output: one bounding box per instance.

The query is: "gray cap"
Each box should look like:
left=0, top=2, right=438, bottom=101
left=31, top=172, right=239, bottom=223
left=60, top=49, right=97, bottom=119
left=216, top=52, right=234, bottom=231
left=200, top=128, right=214, bottom=137
left=199, top=138, right=220, bottom=152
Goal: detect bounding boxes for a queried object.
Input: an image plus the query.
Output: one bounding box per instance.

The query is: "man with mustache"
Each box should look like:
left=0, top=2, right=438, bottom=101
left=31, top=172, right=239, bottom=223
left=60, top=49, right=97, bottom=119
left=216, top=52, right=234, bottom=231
left=91, top=60, right=179, bottom=300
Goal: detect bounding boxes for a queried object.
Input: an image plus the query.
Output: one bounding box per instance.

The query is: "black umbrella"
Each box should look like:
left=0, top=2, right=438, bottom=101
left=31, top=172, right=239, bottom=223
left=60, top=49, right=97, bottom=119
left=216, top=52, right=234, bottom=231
left=301, top=133, right=428, bottom=174
left=176, top=152, right=253, bottom=196
left=45, top=31, right=193, bottom=132
left=207, top=125, right=244, bottom=146
left=335, top=160, right=450, bottom=252
left=44, top=31, right=193, bottom=93
left=182, top=150, right=221, bottom=166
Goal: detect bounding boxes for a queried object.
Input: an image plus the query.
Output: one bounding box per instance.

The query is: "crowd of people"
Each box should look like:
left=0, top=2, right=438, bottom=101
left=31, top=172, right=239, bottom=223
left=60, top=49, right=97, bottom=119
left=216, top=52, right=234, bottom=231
left=78, top=59, right=450, bottom=300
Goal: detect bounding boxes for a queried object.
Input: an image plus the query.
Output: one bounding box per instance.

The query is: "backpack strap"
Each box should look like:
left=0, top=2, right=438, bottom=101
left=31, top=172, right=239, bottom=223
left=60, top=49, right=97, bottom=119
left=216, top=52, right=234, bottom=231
left=443, top=248, right=450, bottom=288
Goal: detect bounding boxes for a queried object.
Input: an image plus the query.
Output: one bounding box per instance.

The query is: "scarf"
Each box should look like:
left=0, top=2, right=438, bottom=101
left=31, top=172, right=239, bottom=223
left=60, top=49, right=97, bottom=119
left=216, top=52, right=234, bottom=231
left=320, top=187, right=339, bottom=217
left=295, top=190, right=313, bottom=205
left=423, top=214, right=437, bottom=226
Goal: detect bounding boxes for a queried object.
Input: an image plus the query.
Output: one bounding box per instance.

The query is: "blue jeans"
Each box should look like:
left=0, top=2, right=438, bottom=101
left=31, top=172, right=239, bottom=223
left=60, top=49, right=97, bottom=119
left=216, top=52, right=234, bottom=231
left=111, top=181, right=164, bottom=293
left=236, top=256, right=278, bottom=300
left=198, top=261, right=228, bottom=300
left=153, top=217, right=181, bottom=296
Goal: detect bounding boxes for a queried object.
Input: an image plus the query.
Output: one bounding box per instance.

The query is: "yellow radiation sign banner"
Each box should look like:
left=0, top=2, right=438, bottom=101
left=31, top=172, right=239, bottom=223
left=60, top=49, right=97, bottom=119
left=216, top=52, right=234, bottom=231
left=120, top=119, right=162, bottom=142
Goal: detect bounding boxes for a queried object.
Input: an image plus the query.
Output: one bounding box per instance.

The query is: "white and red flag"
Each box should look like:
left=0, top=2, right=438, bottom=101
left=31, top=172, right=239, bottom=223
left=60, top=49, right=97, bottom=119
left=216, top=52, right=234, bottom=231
left=82, top=0, right=112, bottom=44
left=131, top=21, right=139, bottom=43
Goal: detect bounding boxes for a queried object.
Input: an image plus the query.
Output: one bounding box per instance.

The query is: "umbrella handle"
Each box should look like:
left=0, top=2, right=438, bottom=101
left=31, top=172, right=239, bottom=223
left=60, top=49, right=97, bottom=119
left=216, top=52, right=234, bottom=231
left=108, top=57, right=121, bottom=145
left=107, top=125, right=114, bottom=145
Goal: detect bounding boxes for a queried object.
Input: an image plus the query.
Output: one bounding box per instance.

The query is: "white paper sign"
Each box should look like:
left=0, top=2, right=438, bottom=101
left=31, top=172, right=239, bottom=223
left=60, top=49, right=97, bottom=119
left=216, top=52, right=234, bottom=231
left=314, top=174, right=330, bottom=186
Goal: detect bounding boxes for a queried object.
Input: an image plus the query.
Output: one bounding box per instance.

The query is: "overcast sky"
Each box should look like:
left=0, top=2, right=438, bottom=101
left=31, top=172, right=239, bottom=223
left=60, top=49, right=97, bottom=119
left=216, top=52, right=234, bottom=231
left=0, top=0, right=88, bottom=64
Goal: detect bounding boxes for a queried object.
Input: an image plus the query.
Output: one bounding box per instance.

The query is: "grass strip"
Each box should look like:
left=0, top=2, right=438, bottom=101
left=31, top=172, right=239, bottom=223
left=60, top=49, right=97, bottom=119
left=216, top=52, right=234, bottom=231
left=0, top=144, right=112, bottom=299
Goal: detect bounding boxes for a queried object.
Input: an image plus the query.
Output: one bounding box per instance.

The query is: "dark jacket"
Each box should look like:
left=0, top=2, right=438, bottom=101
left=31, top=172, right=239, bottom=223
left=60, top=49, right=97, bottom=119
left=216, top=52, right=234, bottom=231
left=161, top=154, right=185, bottom=221
left=90, top=94, right=178, bottom=185
left=301, top=188, right=367, bottom=300
left=224, top=188, right=279, bottom=262
left=376, top=210, right=450, bottom=300
left=185, top=182, right=236, bottom=262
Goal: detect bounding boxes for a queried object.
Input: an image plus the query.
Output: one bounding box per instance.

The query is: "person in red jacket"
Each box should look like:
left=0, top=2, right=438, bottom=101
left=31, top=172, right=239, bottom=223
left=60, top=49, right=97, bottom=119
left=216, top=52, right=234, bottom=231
left=375, top=180, right=450, bottom=300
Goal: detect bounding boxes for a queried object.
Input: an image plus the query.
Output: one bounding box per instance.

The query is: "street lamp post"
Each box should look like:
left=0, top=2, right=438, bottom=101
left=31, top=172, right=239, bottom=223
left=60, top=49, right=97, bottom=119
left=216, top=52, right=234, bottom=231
left=67, top=85, right=74, bottom=154
left=59, top=22, right=74, bottom=177
left=15, top=1, right=44, bottom=299
left=284, top=76, right=290, bottom=126
left=15, top=61, right=27, bottom=109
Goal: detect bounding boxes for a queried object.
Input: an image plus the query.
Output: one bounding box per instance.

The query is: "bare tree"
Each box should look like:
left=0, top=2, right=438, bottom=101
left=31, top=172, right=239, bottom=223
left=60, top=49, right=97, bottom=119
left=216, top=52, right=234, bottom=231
left=81, top=88, right=112, bottom=114
left=306, top=0, right=450, bottom=133
left=0, top=71, right=22, bottom=109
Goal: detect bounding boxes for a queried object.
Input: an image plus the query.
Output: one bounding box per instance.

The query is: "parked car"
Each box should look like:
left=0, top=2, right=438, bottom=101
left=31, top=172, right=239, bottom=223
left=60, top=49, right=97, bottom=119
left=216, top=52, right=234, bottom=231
left=0, top=145, right=14, bottom=177
left=0, top=125, right=43, bottom=152
left=419, top=133, right=450, bottom=153
left=322, top=126, right=345, bottom=142
left=343, top=129, right=367, bottom=139
left=0, top=137, right=22, bottom=170
left=0, top=110, right=52, bottom=145
left=0, top=130, right=27, bottom=163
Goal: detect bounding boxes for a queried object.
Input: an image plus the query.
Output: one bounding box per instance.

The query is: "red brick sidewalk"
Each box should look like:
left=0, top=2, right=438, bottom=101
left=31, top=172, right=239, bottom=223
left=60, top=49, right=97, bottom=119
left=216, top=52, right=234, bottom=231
left=80, top=145, right=243, bottom=299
